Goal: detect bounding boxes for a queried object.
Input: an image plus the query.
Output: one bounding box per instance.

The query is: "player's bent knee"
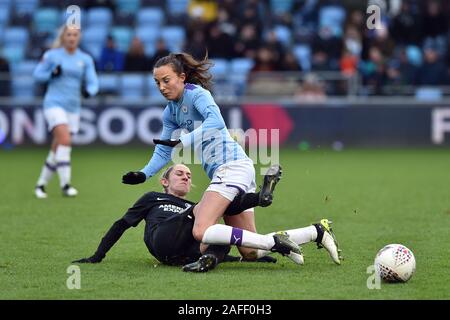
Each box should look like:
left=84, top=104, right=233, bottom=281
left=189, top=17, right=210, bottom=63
left=192, top=226, right=205, bottom=242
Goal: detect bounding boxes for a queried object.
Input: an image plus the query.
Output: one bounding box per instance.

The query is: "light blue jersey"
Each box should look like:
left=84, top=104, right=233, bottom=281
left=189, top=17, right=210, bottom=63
left=141, top=83, right=249, bottom=179
left=33, top=47, right=99, bottom=113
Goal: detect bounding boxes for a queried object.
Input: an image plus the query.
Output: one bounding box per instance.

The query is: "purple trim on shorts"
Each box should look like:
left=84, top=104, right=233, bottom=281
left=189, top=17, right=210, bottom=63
left=226, top=184, right=245, bottom=195
left=56, top=161, right=71, bottom=167
left=230, top=228, right=243, bottom=246
left=45, top=162, right=56, bottom=171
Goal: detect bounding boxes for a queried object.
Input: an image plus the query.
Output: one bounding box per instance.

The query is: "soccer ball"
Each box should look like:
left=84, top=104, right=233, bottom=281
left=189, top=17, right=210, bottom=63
left=374, top=244, right=416, bottom=283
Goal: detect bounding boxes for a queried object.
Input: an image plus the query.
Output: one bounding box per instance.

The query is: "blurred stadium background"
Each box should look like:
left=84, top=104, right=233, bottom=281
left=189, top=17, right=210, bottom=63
left=1, top=0, right=450, bottom=300
left=1, top=0, right=450, bottom=148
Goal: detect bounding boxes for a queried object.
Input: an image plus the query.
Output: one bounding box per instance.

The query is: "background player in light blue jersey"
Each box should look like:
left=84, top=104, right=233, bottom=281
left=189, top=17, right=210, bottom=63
left=33, top=25, right=99, bottom=199
left=122, top=53, right=304, bottom=266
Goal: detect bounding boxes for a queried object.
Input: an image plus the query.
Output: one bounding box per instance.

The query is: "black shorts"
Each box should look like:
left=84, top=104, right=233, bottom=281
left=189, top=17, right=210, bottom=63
left=144, top=208, right=201, bottom=266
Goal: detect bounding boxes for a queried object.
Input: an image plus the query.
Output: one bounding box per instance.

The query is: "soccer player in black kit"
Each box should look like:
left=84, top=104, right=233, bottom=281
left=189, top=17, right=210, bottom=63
left=73, top=163, right=293, bottom=271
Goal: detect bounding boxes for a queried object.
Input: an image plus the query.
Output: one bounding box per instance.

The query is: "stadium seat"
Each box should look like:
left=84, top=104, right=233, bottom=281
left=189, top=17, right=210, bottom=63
left=147, top=74, right=162, bottom=99
left=272, top=25, right=292, bottom=47
left=82, top=26, right=108, bottom=48
left=137, top=7, right=165, bottom=28
left=270, top=0, right=294, bottom=15
left=166, top=0, right=189, bottom=16
left=0, top=5, right=10, bottom=29
left=111, top=27, right=134, bottom=52
left=12, top=75, right=35, bottom=99
left=82, top=43, right=102, bottom=61
left=13, top=60, right=38, bottom=76
left=210, top=59, right=229, bottom=81
left=3, top=27, right=29, bottom=47
left=86, top=7, right=113, bottom=29
left=230, top=58, right=254, bottom=96
left=14, top=0, right=39, bottom=15
left=116, top=0, right=141, bottom=14
left=135, top=25, right=159, bottom=47
left=2, top=45, right=26, bottom=65
left=120, top=74, right=146, bottom=99
left=293, top=44, right=311, bottom=71
left=34, top=7, right=60, bottom=33
left=319, top=5, right=346, bottom=30
left=415, top=87, right=443, bottom=101
left=161, top=26, right=185, bottom=52
left=99, top=73, right=120, bottom=95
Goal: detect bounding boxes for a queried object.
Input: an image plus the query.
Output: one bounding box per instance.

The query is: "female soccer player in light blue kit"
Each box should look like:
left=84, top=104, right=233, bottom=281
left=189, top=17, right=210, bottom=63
left=33, top=25, right=98, bottom=198
left=122, top=53, right=307, bottom=265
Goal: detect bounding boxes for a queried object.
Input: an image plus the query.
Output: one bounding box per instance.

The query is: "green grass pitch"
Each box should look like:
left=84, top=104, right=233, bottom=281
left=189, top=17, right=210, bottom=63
left=1, top=147, right=449, bottom=299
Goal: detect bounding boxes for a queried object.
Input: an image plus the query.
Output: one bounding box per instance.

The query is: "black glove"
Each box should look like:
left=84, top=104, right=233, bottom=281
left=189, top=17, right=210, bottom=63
left=51, top=65, right=62, bottom=78
left=122, top=171, right=147, bottom=185
left=153, top=139, right=181, bottom=147
left=81, top=88, right=91, bottom=98
left=72, top=254, right=103, bottom=264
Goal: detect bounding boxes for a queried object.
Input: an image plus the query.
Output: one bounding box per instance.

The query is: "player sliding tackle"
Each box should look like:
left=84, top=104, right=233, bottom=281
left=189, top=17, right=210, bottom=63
left=73, top=164, right=342, bottom=272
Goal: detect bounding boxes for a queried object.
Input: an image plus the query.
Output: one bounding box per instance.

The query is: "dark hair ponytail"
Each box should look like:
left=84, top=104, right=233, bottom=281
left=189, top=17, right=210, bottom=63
left=154, top=52, right=213, bottom=91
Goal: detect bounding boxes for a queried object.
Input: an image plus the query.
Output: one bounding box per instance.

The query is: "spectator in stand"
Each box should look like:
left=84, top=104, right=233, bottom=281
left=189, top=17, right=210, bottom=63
left=265, top=30, right=286, bottom=68
left=311, top=25, right=342, bottom=68
left=294, top=73, right=327, bottom=103
left=97, top=35, right=124, bottom=72
left=123, top=37, right=152, bottom=72
left=85, top=0, right=116, bottom=14
left=188, top=0, right=219, bottom=23
left=184, top=29, right=208, bottom=61
left=340, top=48, right=358, bottom=76
left=359, top=46, right=387, bottom=95
left=279, top=51, right=302, bottom=72
left=234, top=24, right=261, bottom=59
left=389, top=0, right=423, bottom=46
left=206, top=23, right=235, bottom=59
left=0, top=56, right=11, bottom=97
left=421, top=0, right=449, bottom=40
left=385, top=47, right=418, bottom=86
left=150, top=39, right=171, bottom=69
left=416, top=42, right=448, bottom=86
left=250, top=46, right=278, bottom=73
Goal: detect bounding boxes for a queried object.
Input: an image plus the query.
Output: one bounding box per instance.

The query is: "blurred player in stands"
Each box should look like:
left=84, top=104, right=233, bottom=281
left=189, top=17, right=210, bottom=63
left=121, top=52, right=341, bottom=270
left=33, top=25, right=98, bottom=198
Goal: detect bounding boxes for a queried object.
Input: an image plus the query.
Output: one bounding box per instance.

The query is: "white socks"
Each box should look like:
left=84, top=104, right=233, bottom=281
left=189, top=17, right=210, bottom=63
left=202, top=224, right=275, bottom=251
left=256, top=226, right=318, bottom=259
left=55, top=145, right=72, bottom=188
left=37, top=151, right=56, bottom=186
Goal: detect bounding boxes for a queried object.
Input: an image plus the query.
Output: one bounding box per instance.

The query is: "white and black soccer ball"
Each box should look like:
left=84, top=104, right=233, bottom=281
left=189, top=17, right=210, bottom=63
left=374, top=244, right=416, bottom=283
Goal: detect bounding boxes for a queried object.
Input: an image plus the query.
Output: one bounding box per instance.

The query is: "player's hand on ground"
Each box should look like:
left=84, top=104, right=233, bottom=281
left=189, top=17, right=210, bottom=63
left=72, top=255, right=102, bottom=264
left=122, top=171, right=146, bottom=184
left=51, top=65, right=62, bottom=78
left=153, top=139, right=181, bottom=147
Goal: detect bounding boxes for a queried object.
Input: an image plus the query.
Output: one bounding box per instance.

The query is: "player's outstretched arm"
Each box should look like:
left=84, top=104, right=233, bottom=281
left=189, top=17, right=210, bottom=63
left=72, top=219, right=131, bottom=264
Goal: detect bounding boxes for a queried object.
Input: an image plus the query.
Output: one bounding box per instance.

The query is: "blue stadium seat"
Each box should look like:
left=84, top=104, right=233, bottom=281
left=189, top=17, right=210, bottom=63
left=2, top=45, right=26, bottom=65
left=137, top=7, right=164, bottom=28
left=293, top=44, right=311, bottom=71
left=3, top=27, right=29, bottom=47
left=12, top=75, right=35, bottom=99
left=166, top=0, right=189, bottom=16
left=319, top=5, right=346, bottom=32
left=210, top=59, right=229, bottom=81
left=86, top=7, right=112, bottom=29
left=111, top=27, right=134, bottom=52
left=34, top=8, right=60, bottom=33
left=135, top=25, right=159, bottom=46
left=272, top=25, right=292, bottom=47
left=147, top=74, right=162, bottom=98
left=161, top=26, right=185, bottom=52
left=14, top=0, right=39, bottom=15
left=116, top=0, right=141, bottom=14
left=270, top=0, right=294, bottom=15
left=99, top=73, right=120, bottom=95
left=0, top=5, right=10, bottom=29
left=13, top=60, right=38, bottom=76
left=230, top=58, right=254, bottom=75
left=82, top=27, right=108, bottom=48
left=82, top=43, right=102, bottom=61
left=120, top=74, right=146, bottom=99
left=415, top=87, right=443, bottom=101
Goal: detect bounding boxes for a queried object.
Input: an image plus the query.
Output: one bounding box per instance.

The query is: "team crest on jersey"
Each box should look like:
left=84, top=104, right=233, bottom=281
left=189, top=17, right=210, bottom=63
left=181, top=105, right=188, bottom=113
